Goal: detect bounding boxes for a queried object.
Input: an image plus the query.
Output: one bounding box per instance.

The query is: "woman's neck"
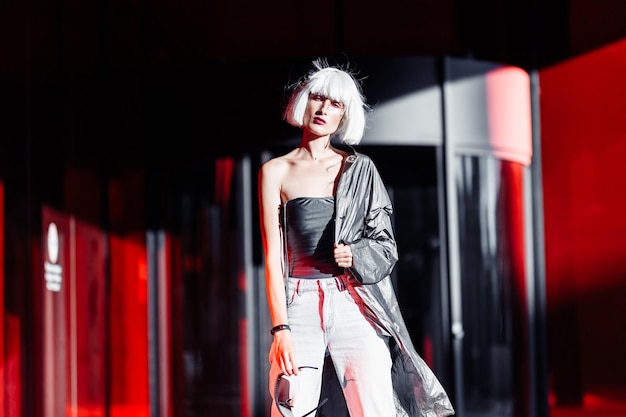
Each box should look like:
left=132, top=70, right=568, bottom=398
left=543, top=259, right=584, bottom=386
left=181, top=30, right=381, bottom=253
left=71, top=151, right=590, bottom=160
left=299, top=136, right=332, bottom=161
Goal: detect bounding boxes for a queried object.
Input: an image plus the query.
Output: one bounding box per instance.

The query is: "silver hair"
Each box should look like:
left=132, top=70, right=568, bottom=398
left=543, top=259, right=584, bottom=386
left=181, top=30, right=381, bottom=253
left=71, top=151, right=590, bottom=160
left=283, top=59, right=369, bottom=145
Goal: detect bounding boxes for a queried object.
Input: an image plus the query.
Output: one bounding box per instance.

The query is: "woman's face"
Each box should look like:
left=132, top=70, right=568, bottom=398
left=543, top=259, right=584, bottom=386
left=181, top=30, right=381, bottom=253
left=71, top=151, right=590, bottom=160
left=302, top=93, right=345, bottom=137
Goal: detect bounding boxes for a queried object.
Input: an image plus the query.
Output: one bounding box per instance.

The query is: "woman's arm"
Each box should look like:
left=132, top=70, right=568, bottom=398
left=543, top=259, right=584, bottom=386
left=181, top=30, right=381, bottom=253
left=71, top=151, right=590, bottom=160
left=348, top=202, right=398, bottom=284
left=258, top=159, right=298, bottom=375
left=343, top=160, right=399, bottom=284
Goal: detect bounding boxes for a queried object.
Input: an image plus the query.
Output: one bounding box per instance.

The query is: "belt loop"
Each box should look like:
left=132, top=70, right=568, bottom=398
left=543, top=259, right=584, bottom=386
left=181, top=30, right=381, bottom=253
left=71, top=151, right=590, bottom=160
left=335, top=274, right=346, bottom=291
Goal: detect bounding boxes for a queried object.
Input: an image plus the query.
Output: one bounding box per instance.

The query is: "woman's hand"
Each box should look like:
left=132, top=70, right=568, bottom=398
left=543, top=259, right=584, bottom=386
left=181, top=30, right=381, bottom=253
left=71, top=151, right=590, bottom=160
left=270, top=330, right=299, bottom=375
left=334, top=242, right=353, bottom=268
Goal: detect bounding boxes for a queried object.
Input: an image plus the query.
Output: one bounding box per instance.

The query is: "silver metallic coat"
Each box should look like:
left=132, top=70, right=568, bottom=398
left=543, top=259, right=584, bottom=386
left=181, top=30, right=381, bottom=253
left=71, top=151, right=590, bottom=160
left=328, top=150, right=455, bottom=417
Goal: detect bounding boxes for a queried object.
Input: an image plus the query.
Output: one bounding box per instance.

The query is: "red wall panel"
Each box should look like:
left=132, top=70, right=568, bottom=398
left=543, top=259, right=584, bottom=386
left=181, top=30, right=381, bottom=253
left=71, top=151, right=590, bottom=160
left=0, top=182, right=4, bottom=414
left=109, top=233, right=150, bottom=417
left=41, top=208, right=70, bottom=417
left=72, top=219, right=107, bottom=416
left=540, top=38, right=626, bottom=408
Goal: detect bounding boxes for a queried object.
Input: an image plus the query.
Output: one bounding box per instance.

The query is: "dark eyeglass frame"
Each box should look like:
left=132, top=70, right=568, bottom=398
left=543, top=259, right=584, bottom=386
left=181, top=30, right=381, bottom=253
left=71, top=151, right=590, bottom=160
left=274, top=366, right=329, bottom=417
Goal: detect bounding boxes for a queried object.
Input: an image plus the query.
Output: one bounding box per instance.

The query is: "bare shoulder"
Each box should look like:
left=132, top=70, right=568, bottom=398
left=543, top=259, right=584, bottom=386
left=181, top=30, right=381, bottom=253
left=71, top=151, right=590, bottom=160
left=259, top=154, right=292, bottom=180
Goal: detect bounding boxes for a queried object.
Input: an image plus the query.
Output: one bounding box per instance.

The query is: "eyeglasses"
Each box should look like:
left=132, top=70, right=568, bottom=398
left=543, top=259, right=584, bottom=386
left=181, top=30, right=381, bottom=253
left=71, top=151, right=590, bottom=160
left=274, top=366, right=329, bottom=417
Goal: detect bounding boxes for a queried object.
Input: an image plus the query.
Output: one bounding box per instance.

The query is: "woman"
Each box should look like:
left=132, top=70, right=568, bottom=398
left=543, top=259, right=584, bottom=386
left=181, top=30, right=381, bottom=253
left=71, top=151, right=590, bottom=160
left=258, top=59, right=454, bottom=417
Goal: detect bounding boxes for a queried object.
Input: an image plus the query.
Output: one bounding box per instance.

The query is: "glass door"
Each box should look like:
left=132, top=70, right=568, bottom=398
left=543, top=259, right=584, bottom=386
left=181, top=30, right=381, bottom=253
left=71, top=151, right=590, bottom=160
left=454, top=155, right=531, bottom=417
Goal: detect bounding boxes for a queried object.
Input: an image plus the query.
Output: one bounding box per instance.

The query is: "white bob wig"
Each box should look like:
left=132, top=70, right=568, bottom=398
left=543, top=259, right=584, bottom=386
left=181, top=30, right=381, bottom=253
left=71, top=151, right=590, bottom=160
left=283, top=59, right=369, bottom=145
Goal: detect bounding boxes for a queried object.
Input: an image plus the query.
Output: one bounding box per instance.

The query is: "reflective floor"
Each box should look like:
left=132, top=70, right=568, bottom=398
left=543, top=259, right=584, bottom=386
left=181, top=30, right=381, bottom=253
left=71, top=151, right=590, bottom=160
left=551, top=389, right=626, bottom=417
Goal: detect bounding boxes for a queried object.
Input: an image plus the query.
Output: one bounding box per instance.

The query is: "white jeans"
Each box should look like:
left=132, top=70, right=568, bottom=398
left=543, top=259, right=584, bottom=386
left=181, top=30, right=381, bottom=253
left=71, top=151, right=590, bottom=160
left=269, top=275, right=394, bottom=417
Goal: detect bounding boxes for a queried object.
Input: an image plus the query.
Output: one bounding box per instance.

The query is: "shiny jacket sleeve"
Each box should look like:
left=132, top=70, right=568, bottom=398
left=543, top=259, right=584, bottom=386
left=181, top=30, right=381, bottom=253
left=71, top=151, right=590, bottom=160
left=336, top=153, right=399, bottom=284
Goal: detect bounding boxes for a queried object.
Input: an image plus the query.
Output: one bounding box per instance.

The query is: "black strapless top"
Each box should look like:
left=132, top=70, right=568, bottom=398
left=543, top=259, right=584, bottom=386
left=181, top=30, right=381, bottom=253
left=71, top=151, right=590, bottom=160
left=283, top=197, right=344, bottom=278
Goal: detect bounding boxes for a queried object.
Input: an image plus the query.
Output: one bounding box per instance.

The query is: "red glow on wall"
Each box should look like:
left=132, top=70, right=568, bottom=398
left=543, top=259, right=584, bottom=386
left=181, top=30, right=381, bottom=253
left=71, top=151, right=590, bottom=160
left=3, top=182, right=24, bottom=416
left=499, top=162, right=530, bottom=416
left=71, top=219, right=107, bottom=417
left=238, top=318, right=251, bottom=417
left=0, top=181, right=3, bottom=415
left=540, top=38, right=626, bottom=409
left=4, top=316, right=20, bottom=417
left=422, top=335, right=434, bottom=368
left=499, top=163, right=527, bottom=318
left=485, top=66, right=533, bottom=166
left=41, top=208, right=70, bottom=417
left=215, top=158, right=235, bottom=208
left=109, top=234, right=150, bottom=417
left=157, top=233, right=176, bottom=417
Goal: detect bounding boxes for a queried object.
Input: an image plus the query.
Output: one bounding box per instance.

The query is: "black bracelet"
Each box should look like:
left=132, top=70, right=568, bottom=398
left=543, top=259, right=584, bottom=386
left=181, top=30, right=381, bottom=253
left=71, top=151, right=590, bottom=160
left=271, top=324, right=291, bottom=335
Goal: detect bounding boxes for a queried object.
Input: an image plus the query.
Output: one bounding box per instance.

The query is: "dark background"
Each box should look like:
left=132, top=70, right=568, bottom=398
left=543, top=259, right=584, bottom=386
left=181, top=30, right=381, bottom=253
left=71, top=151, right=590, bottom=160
left=2, top=0, right=625, bottom=163
left=2, top=2, right=626, bottom=416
